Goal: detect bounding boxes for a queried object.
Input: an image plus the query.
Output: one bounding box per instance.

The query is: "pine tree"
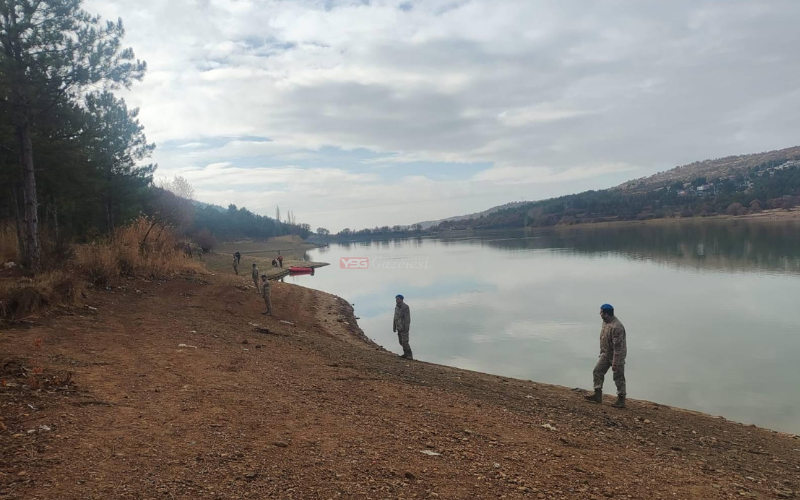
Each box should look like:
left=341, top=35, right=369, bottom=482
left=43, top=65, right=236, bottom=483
left=0, top=0, right=146, bottom=270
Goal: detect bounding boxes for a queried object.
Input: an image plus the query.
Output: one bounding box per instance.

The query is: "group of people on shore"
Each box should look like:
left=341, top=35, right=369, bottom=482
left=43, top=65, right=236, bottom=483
left=232, top=249, right=628, bottom=409
left=391, top=298, right=627, bottom=407
left=230, top=251, right=276, bottom=316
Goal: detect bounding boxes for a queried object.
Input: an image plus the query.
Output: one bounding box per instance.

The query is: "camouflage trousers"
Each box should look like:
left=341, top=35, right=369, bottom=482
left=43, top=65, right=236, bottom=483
left=253, top=277, right=260, bottom=292
left=397, top=330, right=413, bottom=359
left=593, top=355, right=626, bottom=397
left=263, top=294, right=272, bottom=315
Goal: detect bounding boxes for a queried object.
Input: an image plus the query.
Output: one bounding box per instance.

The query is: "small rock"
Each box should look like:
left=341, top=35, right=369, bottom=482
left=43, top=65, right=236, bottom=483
left=404, top=471, right=416, bottom=480
left=643, top=419, right=651, bottom=424
left=241, top=339, right=249, bottom=345
left=273, top=441, right=289, bottom=448
left=244, top=472, right=258, bottom=480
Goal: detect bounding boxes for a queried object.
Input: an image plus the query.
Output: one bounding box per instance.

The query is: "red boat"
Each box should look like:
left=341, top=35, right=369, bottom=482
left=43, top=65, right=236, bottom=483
left=289, top=266, right=314, bottom=274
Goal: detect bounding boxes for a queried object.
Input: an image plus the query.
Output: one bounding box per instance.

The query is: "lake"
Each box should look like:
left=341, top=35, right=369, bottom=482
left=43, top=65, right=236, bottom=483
left=291, top=220, right=800, bottom=434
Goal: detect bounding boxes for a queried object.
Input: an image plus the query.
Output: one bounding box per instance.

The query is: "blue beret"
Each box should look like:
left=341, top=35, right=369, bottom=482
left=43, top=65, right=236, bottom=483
left=396, top=294, right=404, bottom=299
left=600, top=303, right=614, bottom=311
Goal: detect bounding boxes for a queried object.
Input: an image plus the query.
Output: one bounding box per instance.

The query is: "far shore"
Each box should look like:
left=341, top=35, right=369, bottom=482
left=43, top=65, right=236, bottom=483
left=550, top=207, right=800, bottom=231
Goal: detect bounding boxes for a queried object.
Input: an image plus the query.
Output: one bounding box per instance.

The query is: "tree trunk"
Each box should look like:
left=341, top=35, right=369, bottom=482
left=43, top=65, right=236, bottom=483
left=52, top=196, right=59, bottom=241
left=106, top=196, right=114, bottom=235
left=11, top=187, right=26, bottom=262
left=18, top=119, right=41, bottom=271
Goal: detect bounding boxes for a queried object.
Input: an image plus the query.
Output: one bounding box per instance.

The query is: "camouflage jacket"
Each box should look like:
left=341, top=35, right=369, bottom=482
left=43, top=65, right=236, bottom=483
left=260, top=279, right=271, bottom=298
left=600, top=316, right=627, bottom=365
left=393, top=302, right=411, bottom=333
left=252, top=267, right=259, bottom=280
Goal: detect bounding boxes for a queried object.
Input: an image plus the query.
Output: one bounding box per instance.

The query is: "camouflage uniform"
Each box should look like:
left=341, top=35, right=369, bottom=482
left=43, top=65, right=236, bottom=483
left=232, top=256, right=239, bottom=275
left=393, top=302, right=413, bottom=359
left=593, top=316, right=627, bottom=396
left=261, top=278, right=272, bottom=315
left=252, top=266, right=260, bottom=291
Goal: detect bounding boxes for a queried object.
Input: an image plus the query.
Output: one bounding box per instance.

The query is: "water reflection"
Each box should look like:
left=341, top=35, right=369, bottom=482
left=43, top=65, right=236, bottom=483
left=301, top=220, right=800, bottom=433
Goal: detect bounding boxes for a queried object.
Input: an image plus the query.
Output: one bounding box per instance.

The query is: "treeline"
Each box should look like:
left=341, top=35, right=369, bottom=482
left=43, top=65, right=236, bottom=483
left=194, top=204, right=311, bottom=245
left=331, top=224, right=424, bottom=239
left=0, top=0, right=306, bottom=271
left=437, top=159, right=800, bottom=230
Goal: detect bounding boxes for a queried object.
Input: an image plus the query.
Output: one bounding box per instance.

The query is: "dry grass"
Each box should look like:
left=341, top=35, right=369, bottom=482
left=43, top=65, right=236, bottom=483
left=75, top=216, right=200, bottom=286
left=0, top=270, right=85, bottom=318
left=1, top=217, right=200, bottom=319
left=0, top=223, right=20, bottom=264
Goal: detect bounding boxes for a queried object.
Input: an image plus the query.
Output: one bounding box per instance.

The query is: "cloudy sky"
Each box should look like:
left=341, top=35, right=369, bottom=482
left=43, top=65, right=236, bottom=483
left=86, top=0, right=800, bottom=231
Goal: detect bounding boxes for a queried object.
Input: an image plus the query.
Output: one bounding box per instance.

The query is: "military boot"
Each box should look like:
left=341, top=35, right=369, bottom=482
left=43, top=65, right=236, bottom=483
left=584, top=389, right=602, bottom=404
left=612, top=396, right=626, bottom=408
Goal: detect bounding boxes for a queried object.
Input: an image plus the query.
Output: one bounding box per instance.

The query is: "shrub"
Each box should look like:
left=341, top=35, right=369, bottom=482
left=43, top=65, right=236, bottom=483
left=75, top=216, right=200, bottom=286
left=0, top=271, right=85, bottom=318
left=193, top=229, right=217, bottom=252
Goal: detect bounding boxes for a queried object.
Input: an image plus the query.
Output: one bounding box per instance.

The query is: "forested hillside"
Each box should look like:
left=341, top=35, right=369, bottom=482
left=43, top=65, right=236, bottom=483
left=435, top=146, right=800, bottom=230
left=0, top=0, right=306, bottom=271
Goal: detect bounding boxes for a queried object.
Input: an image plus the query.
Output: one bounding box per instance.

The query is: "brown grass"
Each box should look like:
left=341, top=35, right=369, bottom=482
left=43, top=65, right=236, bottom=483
left=0, top=270, right=85, bottom=318
left=1, top=217, right=200, bottom=319
left=75, top=216, right=200, bottom=286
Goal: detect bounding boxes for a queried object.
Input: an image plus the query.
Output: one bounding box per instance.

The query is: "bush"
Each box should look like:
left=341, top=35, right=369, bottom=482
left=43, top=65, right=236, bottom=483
left=75, top=216, right=199, bottom=286
left=193, top=229, right=217, bottom=252
left=0, top=271, right=85, bottom=318
left=1, top=217, right=199, bottom=319
left=726, top=203, right=744, bottom=216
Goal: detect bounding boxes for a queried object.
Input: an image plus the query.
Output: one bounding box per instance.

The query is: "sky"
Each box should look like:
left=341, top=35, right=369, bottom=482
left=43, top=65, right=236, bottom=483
left=86, top=0, right=800, bottom=231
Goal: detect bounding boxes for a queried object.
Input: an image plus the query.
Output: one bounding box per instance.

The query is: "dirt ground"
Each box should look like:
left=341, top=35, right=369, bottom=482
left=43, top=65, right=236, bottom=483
left=1, top=269, right=799, bottom=499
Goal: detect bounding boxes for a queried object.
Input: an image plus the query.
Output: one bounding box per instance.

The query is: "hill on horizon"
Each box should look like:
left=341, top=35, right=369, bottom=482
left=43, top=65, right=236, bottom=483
left=430, top=145, right=800, bottom=230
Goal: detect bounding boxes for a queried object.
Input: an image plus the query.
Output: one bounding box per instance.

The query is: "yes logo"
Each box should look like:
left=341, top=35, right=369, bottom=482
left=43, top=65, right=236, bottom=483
left=340, top=257, right=369, bottom=269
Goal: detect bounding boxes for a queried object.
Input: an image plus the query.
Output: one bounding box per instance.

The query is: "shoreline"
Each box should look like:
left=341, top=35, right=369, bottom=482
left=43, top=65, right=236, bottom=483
left=2, top=256, right=800, bottom=498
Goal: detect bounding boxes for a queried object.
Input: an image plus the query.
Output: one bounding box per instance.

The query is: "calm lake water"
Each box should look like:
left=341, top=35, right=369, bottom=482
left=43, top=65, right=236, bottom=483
left=292, top=220, right=800, bottom=434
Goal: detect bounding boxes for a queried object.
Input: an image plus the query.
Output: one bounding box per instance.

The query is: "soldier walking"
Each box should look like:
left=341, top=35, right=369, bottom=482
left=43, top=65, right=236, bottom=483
left=234, top=251, right=241, bottom=265
left=252, top=263, right=260, bottom=292
left=232, top=254, right=239, bottom=275
left=393, top=294, right=413, bottom=360
left=260, top=275, right=272, bottom=315
left=585, top=304, right=627, bottom=408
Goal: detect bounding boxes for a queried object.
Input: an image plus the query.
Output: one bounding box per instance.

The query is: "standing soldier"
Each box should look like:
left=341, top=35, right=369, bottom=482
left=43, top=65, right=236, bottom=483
left=234, top=251, right=241, bottom=265
left=393, top=294, right=413, bottom=360
left=260, top=275, right=272, bottom=315
left=252, top=263, right=260, bottom=292
left=232, top=254, right=239, bottom=275
left=277, top=254, right=283, bottom=268
left=585, top=304, right=627, bottom=408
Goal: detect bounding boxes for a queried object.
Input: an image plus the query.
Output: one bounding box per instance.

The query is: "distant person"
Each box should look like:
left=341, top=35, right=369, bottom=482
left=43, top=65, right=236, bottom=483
left=252, top=263, right=260, bottom=292
left=234, top=251, right=241, bottom=265
left=585, top=304, right=627, bottom=408
left=232, top=255, right=239, bottom=275
left=277, top=254, right=283, bottom=268
left=260, top=275, right=272, bottom=315
left=272, top=259, right=279, bottom=267
left=393, top=294, right=413, bottom=360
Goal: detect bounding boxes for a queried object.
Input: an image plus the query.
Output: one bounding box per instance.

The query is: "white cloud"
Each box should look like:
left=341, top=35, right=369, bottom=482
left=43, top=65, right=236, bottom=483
left=85, top=0, right=800, bottom=230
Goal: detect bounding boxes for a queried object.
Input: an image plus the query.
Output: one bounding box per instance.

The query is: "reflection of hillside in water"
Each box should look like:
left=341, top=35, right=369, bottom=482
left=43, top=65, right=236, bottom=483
left=480, top=221, right=800, bottom=275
